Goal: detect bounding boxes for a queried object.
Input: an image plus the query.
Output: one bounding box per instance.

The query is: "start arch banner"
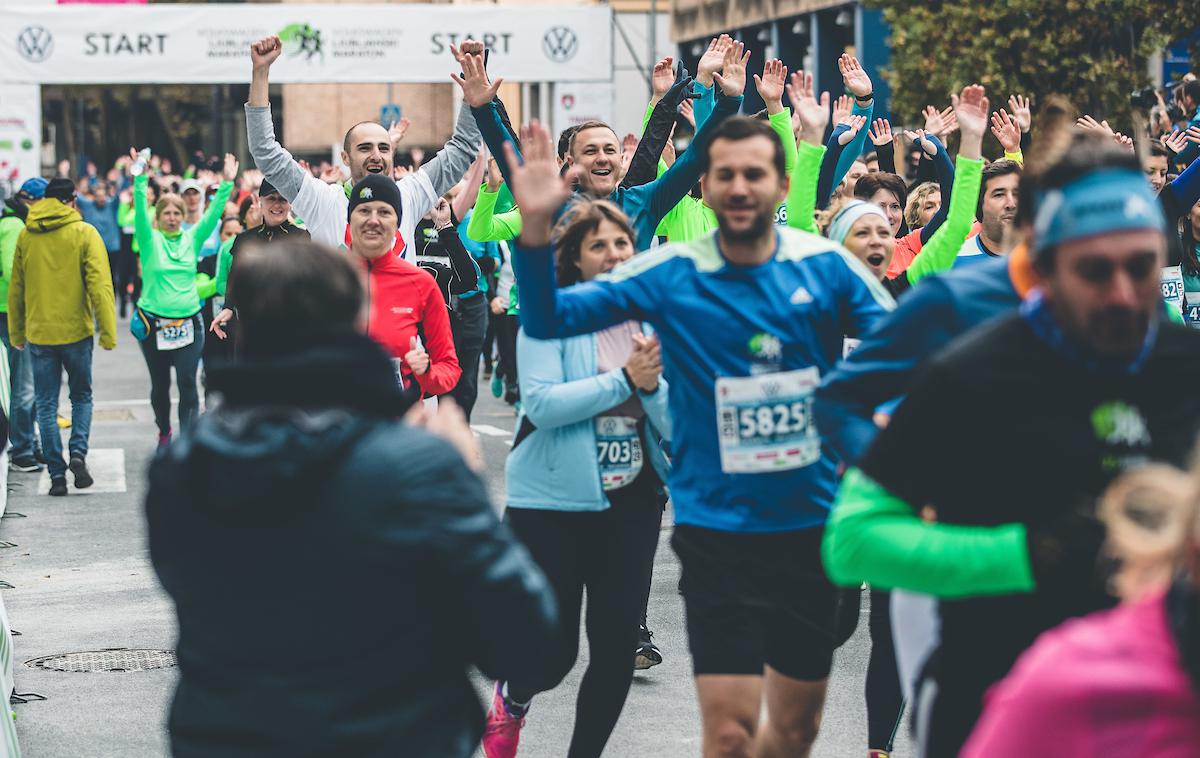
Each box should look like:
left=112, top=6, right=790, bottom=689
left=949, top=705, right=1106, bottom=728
left=0, top=3, right=612, bottom=84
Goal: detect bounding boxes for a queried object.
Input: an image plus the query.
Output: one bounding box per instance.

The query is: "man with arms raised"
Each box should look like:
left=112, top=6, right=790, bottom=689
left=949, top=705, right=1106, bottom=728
left=505, top=117, right=893, bottom=757
left=244, top=35, right=484, bottom=257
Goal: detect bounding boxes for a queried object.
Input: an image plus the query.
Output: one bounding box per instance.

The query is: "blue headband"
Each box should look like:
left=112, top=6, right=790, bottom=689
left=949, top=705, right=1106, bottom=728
left=1032, top=168, right=1167, bottom=255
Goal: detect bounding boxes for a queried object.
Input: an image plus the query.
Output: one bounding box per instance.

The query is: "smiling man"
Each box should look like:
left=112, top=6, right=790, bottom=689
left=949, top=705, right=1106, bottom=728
left=954, top=159, right=1021, bottom=265
left=505, top=116, right=894, bottom=758
left=244, top=35, right=483, bottom=258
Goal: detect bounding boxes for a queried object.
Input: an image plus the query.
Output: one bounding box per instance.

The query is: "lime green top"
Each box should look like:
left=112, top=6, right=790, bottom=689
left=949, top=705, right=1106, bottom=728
left=134, top=173, right=232, bottom=318
left=466, top=187, right=523, bottom=242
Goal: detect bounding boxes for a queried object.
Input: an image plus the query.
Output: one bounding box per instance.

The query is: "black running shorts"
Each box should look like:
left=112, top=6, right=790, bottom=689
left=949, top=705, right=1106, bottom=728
left=671, top=524, right=860, bottom=681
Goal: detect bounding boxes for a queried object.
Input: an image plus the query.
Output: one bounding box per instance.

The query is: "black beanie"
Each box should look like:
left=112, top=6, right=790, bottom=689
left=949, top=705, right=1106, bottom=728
left=347, top=174, right=402, bottom=222
left=45, top=178, right=77, bottom=203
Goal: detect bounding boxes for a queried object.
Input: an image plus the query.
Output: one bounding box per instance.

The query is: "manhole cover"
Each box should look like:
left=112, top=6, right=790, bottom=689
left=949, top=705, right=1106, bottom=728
left=25, top=649, right=177, bottom=672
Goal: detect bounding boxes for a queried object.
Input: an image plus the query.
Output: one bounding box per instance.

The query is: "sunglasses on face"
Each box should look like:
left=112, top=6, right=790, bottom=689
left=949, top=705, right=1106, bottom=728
left=1073, top=253, right=1158, bottom=284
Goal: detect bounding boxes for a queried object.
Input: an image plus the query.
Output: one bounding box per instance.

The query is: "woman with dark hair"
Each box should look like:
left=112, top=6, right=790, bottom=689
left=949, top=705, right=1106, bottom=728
left=482, top=199, right=672, bottom=758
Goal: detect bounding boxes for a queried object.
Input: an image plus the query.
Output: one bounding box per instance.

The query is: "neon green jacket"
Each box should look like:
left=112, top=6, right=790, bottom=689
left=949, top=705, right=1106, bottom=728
left=134, top=173, right=231, bottom=318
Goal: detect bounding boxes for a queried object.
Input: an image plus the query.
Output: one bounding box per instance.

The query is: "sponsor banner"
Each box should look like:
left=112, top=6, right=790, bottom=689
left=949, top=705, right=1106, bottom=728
left=0, top=4, right=611, bottom=84
left=0, top=84, right=41, bottom=200
left=552, top=81, right=614, bottom=141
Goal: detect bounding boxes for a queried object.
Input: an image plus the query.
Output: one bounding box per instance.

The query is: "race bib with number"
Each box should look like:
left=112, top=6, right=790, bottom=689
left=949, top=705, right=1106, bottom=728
left=1187, top=289, right=1200, bottom=329
left=715, top=367, right=821, bottom=474
left=595, top=415, right=643, bottom=491
left=155, top=317, right=195, bottom=351
left=1161, top=266, right=1184, bottom=315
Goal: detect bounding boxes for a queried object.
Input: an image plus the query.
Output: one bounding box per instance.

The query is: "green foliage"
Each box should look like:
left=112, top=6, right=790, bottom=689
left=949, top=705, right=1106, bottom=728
left=869, top=0, right=1198, bottom=134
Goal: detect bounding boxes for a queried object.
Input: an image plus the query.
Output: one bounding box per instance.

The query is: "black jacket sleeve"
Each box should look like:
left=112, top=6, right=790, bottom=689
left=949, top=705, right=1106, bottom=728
left=437, top=224, right=483, bottom=295
left=621, top=75, right=696, bottom=190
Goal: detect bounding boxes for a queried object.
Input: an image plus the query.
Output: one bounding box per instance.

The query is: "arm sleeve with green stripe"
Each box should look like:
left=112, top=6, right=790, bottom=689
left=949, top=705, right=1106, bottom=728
left=821, top=468, right=1036, bottom=598
left=785, top=141, right=825, bottom=235
left=904, top=155, right=984, bottom=285
left=768, top=108, right=798, bottom=177
left=466, top=187, right=522, bottom=242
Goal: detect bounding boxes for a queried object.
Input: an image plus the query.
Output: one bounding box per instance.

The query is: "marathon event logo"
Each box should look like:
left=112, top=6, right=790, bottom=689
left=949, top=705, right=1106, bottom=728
left=16, top=26, right=53, bottom=63
left=279, top=23, right=323, bottom=62
left=542, top=26, right=578, bottom=63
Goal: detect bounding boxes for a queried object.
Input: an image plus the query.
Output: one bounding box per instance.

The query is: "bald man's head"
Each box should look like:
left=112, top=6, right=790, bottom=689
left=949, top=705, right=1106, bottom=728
left=341, top=121, right=393, bottom=183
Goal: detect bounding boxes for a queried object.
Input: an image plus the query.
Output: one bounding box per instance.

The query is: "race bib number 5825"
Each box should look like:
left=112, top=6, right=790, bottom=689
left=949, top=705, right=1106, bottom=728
left=715, top=367, right=821, bottom=474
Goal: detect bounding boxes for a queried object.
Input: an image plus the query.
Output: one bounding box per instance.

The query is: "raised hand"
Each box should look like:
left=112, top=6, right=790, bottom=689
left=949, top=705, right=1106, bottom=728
left=868, top=118, right=893, bottom=147
left=1113, top=132, right=1135, bottom=152
left=903, top=129, right=938, bottom=156
left=450, top=46, right=503, bottom=108
left=753, top=58, right=787, bottom=114
left=787, top=70, right=830, bottom=145
left=696, top=34, right=732, bottom=87
left=678, top=97, right=696, bottom=129
left=505, top=120, right=581, bottom=246
left=458, top=39, right=484, bottom=57
left=712, top=40, right=750, bottom=98
left=1162, top=131, right=1188, bottom=155
left=951, top=84, right=989, bottom=139
left=388, top=117, right=411, bottom=147
left=837, top=115, right=867, bottom=146
left=432, top=198, right=452, bottom=229
left=250, top=36, right=282, bottom=69
left=223, top=153, right=239, bottom=182
left=1076, top=115, right=1115, bottom=139
left=952, top=85, right=988, bottom=160
left=1185, top=125, right=1200, bottom=145
left=486, top=156, right=503, bottom=192
left=838, top=53, right=872, bottom=99
left=833, top=94, right=853, bottom=125
left=619, top=132, right=638, bottom=182
left=1008, top=94, right=1032, bottom=133
left=651, top=56, right=676, bottom=100
left=990, top=109, right=1021, bottom=152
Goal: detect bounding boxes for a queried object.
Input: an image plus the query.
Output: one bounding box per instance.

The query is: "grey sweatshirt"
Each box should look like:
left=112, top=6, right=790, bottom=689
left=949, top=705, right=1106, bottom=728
left=244, top=102, right=483, bottom=257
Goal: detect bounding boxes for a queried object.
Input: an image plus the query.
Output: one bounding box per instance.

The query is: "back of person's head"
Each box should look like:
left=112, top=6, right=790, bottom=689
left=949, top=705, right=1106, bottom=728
left=552, top=199, right=635, bottom=286
left=230, top=240, right=364, bottom=358
left=1183, top=79, right=1200, bottom=106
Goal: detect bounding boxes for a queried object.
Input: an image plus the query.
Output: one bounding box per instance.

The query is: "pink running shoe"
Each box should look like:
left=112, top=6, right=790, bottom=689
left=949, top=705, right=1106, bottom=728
left=482, top=682, right=524, bottom=758
left=157, top=431, right=172, bottom=449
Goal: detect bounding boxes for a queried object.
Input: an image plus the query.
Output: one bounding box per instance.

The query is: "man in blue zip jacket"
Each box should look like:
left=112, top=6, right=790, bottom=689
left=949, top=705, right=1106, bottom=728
left=502, top=116, right=894, bottom=757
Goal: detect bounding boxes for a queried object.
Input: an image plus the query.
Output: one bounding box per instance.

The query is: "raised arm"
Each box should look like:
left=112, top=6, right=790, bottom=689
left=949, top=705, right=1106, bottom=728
left=786, top=70, right=830, bottom=235
left=641, top=41, right=748, bottom=222
left=245, top=36, right=310, bottom=202
left=755, top=58, right=797, bottom=176
left=466, top=161, right=523, bottom=242
left=623, top=72, right=695, bottom=190
left=905, top=85, right=987, bottom=284
left=869, top=119, right=897, bottom=174
left=451, top=148, right=488, bottom=222
left=130, top=154, right=157, bottom=260
left=431, top=199, right=482, bottom=295
left=187, top=154, right=237, bottom=251
left=420, top=42, right=487, bottom=197
left=831, top=54, right=874, bottom=184
left=816, top=116, right=867, bottom=208
left=690, top=35, right=732, bottom=127
left=905, top=132, right=954, bottom=244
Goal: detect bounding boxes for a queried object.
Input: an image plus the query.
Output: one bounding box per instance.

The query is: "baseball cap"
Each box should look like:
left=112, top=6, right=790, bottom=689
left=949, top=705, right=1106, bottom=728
left=18, top=177, right=48, bottom=200
left=258, top=178, right=283, bottom=199
left=180, top=179, right=203, bottom=195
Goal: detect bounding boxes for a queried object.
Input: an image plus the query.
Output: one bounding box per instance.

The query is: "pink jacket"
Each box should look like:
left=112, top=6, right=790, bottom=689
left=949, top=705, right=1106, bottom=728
left=963, top=590, right=1200, bottom=757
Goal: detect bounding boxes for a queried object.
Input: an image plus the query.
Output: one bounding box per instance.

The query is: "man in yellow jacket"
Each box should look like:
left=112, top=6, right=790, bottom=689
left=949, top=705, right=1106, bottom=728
left=8, top=178, right=116, bottom=496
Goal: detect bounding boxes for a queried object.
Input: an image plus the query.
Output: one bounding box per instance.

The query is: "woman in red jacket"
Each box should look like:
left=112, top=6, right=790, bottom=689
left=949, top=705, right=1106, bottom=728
left=346, top=175, right=461, bottom=398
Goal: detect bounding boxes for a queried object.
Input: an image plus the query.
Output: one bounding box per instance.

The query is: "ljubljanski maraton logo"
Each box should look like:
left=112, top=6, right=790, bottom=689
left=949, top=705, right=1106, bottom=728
left=17, top=26, right=54, bottom=63
left=279, top=23, right=324, bottom=62
left=542, top=26, right=578, bottom=63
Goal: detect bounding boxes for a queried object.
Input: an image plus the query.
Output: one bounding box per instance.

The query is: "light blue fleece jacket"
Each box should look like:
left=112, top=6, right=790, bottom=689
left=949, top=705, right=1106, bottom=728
left=506, top=325, right=672, bottom=512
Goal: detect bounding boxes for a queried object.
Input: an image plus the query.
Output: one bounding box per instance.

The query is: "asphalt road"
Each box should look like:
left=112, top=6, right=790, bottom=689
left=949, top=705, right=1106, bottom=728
left=0, top=325, right=910, bottom=757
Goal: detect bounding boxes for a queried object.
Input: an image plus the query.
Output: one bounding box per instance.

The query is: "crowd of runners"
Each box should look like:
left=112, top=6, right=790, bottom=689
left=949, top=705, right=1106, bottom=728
left=1, top=31, right=1199, bottom=758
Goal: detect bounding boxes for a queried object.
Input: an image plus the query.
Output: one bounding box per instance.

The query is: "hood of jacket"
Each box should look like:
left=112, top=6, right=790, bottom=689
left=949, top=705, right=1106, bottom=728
left=24, top=198, right=82, bottom=233
left=2, top=197, right=28, bottom=224
left=151, top=331, right=417, bottom=517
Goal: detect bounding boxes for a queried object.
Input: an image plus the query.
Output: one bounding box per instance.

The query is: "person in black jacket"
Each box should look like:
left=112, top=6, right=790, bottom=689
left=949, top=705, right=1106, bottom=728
left=208, top=178, right=311, bottom=353
left=146, top=239, right=555, bottom=758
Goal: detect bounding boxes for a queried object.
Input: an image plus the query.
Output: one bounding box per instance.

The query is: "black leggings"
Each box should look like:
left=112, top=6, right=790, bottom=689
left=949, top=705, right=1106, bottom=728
left=867, top=588, right=905, bottom=751
left=137, top=313, right=205, bottom=436
left=505, top=471, right=662, bottom=758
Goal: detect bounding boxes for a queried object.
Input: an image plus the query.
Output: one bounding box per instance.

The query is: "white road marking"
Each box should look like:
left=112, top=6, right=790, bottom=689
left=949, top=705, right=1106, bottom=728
left=471, top=424, right=513, bottom=438
left=37, top=449, right=127, bottom=495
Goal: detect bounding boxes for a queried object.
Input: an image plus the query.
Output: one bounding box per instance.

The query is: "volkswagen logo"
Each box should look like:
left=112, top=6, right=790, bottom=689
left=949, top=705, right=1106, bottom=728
left=542, top=26, right=578, bottom=63
left=17, top=26, right=53, bottom=63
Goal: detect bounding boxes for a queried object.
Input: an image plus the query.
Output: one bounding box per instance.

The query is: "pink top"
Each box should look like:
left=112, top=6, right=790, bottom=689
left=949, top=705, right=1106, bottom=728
left=963, top=590, right=1200, bottom=757
left=596, top=321, right=644, bottom=419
